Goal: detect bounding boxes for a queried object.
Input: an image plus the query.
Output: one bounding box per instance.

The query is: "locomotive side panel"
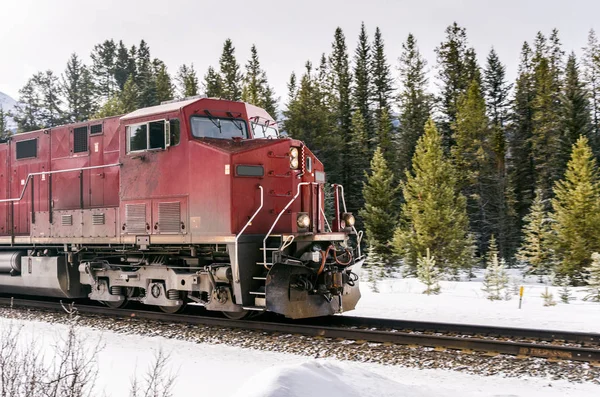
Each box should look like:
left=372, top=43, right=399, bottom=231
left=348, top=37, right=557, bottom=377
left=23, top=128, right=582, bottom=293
left=0, top=145, right=8, bottom=236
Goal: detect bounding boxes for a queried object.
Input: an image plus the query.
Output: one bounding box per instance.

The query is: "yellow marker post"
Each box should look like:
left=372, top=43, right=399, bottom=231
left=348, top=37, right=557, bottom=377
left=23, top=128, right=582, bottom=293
left=519, top=286, right=524, bottom=309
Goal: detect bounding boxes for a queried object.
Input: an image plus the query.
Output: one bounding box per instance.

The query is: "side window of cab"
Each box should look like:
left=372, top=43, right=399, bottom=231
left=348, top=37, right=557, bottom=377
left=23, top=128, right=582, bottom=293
left=126, top=119, right=180, bottom=153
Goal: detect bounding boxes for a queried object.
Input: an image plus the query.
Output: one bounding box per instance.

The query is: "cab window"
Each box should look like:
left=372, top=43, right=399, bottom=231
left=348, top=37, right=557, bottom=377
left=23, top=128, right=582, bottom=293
left=190, top=116, right=247, bottom=139
left=126, top=119, right=180, bottom=152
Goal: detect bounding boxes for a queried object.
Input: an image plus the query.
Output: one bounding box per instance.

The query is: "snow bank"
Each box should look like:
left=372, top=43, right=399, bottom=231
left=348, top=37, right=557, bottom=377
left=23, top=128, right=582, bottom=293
left=231, top=360, right=439, bottom=397
left=352, top=269, right=600, bottom=332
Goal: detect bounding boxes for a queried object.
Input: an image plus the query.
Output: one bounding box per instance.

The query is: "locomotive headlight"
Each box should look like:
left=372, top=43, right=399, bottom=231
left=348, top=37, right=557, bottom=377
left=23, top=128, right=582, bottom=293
left=297, top=213, right=311, bottom=229
left=290, top=147, right=300, bottom=169
left=342, top=213, right=355, bottom=228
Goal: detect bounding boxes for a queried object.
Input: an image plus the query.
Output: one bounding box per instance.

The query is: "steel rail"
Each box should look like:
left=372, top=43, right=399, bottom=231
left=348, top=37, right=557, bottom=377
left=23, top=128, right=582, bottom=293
left=1, top=297, right=599, bottom=363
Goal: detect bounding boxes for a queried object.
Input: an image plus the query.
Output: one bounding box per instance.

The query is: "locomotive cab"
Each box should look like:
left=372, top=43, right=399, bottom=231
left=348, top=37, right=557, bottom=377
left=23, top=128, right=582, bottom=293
left=0, top=97, right=364, bottom=319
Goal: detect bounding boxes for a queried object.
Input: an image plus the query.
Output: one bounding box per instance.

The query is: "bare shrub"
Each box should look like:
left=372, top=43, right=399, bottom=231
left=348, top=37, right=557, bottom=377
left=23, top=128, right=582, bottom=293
left=130, top=349, right=176, bottom=397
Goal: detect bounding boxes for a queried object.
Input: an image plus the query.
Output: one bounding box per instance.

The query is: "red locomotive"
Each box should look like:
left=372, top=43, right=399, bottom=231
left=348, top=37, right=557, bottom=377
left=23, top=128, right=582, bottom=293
left=0, top=97, right=364, bottom=319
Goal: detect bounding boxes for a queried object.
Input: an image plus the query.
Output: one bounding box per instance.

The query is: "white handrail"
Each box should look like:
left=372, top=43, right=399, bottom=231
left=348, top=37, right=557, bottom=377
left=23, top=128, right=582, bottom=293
left=0, top=163, right=122, bottom=203
left=234, top=185, right=264, bottom=283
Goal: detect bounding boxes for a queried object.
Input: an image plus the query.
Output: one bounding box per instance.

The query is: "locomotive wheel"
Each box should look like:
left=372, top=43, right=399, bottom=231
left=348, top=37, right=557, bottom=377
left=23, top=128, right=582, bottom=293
left=221, top=309, right=253, bottom=320
left=159, top=302, right=187, bottom=314
left=102, top=299, right=128, bottom=309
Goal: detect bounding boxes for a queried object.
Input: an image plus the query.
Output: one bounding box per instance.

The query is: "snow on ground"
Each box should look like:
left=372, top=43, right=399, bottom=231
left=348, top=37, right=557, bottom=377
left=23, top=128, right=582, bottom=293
left=1, top=317, right=598, bottom=397
left=351, top=268, right=600, bottom=332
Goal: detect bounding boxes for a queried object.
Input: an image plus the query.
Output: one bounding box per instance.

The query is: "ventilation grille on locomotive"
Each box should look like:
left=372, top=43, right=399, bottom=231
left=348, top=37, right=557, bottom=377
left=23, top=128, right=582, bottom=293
left=61, top=214, right=73, bottom=226
left=90, top=124, right=103, bottom=135
left=92, top=213, right=105, bottom=225
left=158, top=202, right=181, bottom=233
left=73, top=126, right=88, bottom=153
left=125, top=204, right=146, bottom=234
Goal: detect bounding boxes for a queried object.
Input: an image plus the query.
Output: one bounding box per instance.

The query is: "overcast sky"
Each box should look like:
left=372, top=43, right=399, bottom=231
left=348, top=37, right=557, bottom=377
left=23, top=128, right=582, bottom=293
left=1, top=0, right=599, bottom=106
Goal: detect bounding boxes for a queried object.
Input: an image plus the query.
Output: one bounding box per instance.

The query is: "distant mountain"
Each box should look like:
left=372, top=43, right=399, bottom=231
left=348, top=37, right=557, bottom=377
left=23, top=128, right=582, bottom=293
left=0, top=91, right=17, bottom=132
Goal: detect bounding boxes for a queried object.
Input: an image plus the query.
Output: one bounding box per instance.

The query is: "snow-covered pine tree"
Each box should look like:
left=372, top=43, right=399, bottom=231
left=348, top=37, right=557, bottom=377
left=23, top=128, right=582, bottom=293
left=516, top=190, right=555, bottom=278
left=393, top=119, right=474, bottom=275
left=365, top=245, right=385, bottom=293
left=218, top=39, right=243, bottom=101
left=417, top=248, right=441, bottom=295
left=176, top=64, right=199, bottom=98
left=559, top=275, right=573, bottom=303
left=359, top=147, right=398, bottom=260
left=541, top=287, right=557, bottom=306
left=584, top=252, right=600, bottom=302
left=552, top=136, right=600, bottom=282
left=482, top=253, right=509, bottom=300
left=486, top=235, right=499, bottom=267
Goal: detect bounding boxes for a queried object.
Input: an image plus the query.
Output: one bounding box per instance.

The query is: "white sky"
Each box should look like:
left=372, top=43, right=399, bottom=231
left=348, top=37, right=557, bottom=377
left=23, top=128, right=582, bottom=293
left=1, top=0, right=599, bottom=105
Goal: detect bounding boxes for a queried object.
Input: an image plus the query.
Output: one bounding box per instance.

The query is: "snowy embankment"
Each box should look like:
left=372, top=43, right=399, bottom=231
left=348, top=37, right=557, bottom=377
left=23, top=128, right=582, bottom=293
left=1, top=317, right=597, bottom=397
left=352, top=269, right=600, bottom=332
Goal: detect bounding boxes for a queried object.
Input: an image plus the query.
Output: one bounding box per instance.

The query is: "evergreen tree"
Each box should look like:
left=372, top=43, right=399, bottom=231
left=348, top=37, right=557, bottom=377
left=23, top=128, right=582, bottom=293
left=482, top=253, right=509, bottom=300
left=352, top=22, right=374, bottom=147
left=176, top=64, right=199, bottom=98
left=559, top=275, right=573, bottom=303
left=93, top=96, right=123, bottom=119
left=204, top=66, right=223, bottom=98
left=376, top=107, right=394, bottom=164
left=552, top=136, right=600, bottom=282
left=559, top=53, right=591, bottom=175
left=114, top=40, right=136, bottom=91
left=541, top=287, right=557, bottom=306
left=219, top=39, right=243, bottom=101
left=359, top=147, right=398, bottom=259
left=0, top=107, right=11, bottom=142
left=452, top=79, right=498, bottom=253
left=370, top=27, right=394, bottom=132
left=582, top=29, right=600, bottom=153
left=346, top=110, right=371, bottom=221
left=328, top=27, right=352, bottom=186
left=516, top=190, right=555, bottom=276
left=435, top=22, right=471, bottom=146
left=531, top=56, right=561, bottom=200
left=135, top=40, right=157, bottom=107
left=584, top=252, right=600, bottom=302
left=154, top=61, right=174, bottom=103
left=120, top=76, right=140, bottom=113
left=62, top=53, right=96, bottom=122
left=13, top=77, right=43, bottom=132
left=486, top=235, right=499, bottom=267
left=417, top=248, right=441, bottom=295
left=483, top=48, right=511, bottom=128
left=393, top=119, right=474, bottom=273
left=508, top=42, right=536, bottom=226
left=90, top=39, right=117, bottom=102
left=35, top=70, right=66, bottom=128
left=283, top=61, right=337, bottom=172
left=241, top=45, right=278, bottom=116
left=396, top=33, right=431, bottom=175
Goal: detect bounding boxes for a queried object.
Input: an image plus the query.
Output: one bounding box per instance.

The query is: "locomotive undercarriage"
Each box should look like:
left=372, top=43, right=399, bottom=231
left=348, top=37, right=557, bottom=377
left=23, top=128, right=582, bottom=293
left=0, top=234, right=363, bottom=319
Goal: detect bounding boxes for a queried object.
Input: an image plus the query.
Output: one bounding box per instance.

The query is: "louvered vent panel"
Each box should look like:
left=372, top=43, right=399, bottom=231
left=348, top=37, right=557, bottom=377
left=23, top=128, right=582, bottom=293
left=126, top=204, right=146, bottom=234
left=158, top=202, right=181, bottom=233
left=90, top=124, right=103, bottom=135
left=92, top=213, right=105, bottom=225
left=61, top=214, right=73, bottom=226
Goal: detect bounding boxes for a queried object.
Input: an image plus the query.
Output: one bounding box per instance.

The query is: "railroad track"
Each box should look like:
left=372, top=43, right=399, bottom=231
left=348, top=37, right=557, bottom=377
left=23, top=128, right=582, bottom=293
left=1, top=297, right=599, bottom=364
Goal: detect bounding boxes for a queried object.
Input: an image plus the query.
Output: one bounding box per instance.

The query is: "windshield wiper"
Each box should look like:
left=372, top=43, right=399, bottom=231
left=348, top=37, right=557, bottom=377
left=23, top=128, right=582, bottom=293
left=204, top=110, right=222, bottom=133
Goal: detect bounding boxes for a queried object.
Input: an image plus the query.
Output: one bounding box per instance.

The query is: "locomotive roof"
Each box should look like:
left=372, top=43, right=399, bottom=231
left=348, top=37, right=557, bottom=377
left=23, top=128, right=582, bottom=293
left=120, top=97, right=200, bottom=121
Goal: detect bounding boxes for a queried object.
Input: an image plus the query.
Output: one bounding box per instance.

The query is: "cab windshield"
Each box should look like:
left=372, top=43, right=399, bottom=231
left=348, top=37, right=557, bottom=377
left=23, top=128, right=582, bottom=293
left=251, top=123, right=279, bottom=139
left=190, top=116, right=248, bottom=139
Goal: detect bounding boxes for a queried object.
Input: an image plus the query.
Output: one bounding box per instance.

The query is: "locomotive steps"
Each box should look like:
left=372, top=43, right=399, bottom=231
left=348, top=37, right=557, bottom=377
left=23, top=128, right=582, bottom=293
left=1, top=296, right=599, bottom=365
